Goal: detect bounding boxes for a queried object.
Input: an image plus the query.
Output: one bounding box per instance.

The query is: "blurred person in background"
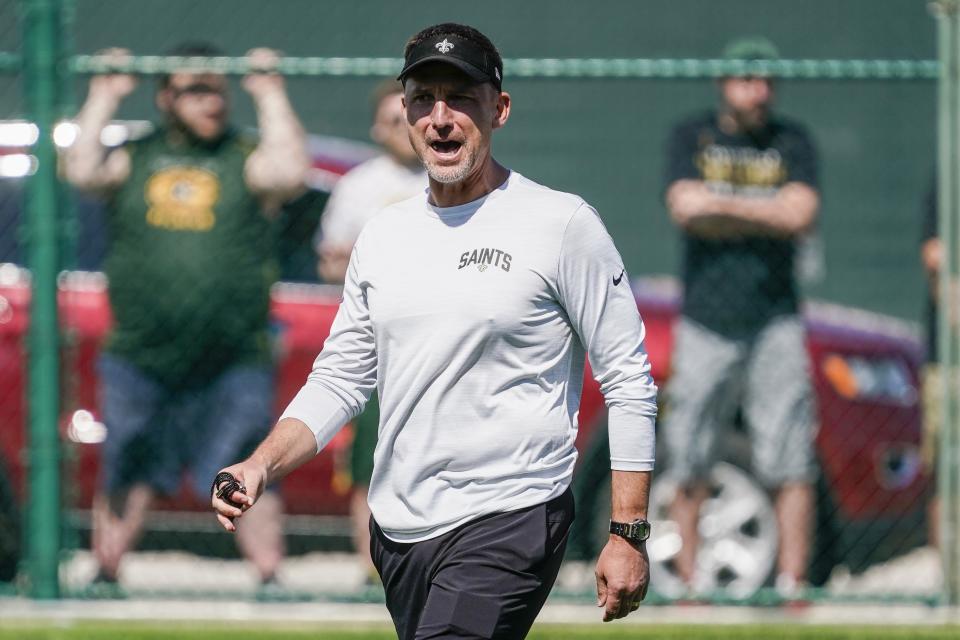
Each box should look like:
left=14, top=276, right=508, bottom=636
left=662, top=36, right=820, bottom=597
left=314, top=79, right=426, bottom=584
left=316, top=80, right=426, bottom=283
left=63, top=42, right=309, bottom=591
left=921, top=175, right=949, bottom=551
left=214, top=22, right=657, bottom=634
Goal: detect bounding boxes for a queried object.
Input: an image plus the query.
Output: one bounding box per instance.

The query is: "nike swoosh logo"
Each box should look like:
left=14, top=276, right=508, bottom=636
left=613, top=269, right=624, bottom=286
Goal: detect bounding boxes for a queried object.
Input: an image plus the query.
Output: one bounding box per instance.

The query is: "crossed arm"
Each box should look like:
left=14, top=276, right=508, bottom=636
left=666, top=179, right=820, bottom=239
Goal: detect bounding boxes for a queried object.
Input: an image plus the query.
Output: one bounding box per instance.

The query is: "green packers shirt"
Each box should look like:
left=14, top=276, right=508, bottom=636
left=105, top=128, right=276, bottom=389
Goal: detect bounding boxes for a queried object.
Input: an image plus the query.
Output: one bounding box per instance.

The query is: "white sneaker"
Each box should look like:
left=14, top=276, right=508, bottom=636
left=774, top=572, right=807, bottom=600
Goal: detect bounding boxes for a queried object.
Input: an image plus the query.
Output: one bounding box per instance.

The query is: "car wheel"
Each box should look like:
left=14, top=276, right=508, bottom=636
left=647, top=462, right=778, bottom=599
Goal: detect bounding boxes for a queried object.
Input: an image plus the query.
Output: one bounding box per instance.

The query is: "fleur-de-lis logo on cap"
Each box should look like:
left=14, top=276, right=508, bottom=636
left=435, top=39, right=455, bottom=54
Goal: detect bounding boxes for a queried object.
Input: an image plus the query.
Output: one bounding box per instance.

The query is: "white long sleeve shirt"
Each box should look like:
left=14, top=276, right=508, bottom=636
left=282, top=171, right=657, bottom=542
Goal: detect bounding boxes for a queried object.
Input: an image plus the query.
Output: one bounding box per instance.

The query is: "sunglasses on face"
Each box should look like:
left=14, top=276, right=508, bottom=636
left=171, top=83, right=225, bottom=98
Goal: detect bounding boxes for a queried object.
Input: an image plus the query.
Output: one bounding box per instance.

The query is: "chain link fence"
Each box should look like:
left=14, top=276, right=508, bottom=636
left=0, top=0, right=951, bottom=607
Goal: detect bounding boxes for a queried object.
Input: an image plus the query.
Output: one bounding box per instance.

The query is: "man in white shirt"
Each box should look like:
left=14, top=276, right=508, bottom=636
left=316, top=80, right=427, bottom=284
left=212, top=23, right=657, bottom=637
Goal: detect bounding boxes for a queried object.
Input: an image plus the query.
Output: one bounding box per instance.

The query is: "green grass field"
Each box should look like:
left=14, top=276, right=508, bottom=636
left=1, top=624, right=959, bottom=639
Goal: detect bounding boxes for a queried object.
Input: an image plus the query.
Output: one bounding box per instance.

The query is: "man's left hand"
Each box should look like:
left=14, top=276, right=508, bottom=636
left=242, top=48, right=285, bottom=98
left=595, top=535, right=650, bottom=622
left=211, top=459, right=267, bottom=533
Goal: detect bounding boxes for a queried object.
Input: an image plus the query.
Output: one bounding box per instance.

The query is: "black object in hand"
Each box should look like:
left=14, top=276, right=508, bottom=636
left=212, top=471, right=247, bottom=509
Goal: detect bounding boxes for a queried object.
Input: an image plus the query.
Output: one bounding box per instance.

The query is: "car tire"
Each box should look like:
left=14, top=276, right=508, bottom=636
left=646, top=462, right=778, bottom=599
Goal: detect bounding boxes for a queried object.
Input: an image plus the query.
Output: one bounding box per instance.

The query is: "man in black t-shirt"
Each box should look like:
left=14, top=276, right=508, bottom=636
left=662, top=37, right=820, bottom=597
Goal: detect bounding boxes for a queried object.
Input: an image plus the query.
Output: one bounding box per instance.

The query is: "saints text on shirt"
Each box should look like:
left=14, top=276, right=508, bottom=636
left=458, top=247, right=513, bottom=272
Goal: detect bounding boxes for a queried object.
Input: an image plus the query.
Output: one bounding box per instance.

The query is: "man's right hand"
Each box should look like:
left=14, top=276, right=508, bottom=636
left=88, top=48, right=138, bottom=103
left=666, top=180, right=716, bottom=227
left=210, top=419, right=319, bottom=532
left=211, top=459, right=267, bottom=533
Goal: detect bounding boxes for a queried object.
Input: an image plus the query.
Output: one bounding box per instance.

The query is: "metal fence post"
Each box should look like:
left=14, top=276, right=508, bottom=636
left=20, top=0, right=63, bottom=599
left=935, top=0, right=960, bottom=608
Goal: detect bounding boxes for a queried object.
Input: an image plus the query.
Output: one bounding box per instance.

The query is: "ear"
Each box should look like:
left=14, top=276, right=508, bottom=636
left=492, top=91, right=511, bottom=130
left=370, top=123, right=385, bottom=145
left=156, top=87, right=173, bottom=114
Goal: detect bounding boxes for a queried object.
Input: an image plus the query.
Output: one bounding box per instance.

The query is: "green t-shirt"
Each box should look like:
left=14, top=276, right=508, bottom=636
left=104, top=127, right=277, bottom=389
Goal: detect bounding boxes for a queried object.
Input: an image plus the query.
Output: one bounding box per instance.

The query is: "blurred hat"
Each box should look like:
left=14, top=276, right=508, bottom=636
left=722, top=36, right=780, bottom=61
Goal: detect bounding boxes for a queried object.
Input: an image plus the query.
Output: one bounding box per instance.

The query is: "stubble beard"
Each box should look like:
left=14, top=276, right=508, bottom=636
left=422, top=144, right=480, bottom=185
left=735, top=106, right=769, bottom=133
left=170, top=111, right=226, bottom=143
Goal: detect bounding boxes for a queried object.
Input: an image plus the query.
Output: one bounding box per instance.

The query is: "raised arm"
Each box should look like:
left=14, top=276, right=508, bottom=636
left=62, top=49, right=135, bottom=192
left=242, top=48, right=309, bottom=211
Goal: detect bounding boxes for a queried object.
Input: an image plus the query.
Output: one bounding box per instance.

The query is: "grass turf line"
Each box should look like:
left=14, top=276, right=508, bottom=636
left=1, top=625, right=959, bottom=639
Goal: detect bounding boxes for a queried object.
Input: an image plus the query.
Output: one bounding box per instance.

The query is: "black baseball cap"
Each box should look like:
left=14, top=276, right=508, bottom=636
left=398, top=32, right=503, bottom=90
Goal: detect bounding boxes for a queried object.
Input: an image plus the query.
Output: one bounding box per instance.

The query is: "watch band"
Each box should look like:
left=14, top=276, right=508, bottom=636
left=609, top=518, right=651, bottom=543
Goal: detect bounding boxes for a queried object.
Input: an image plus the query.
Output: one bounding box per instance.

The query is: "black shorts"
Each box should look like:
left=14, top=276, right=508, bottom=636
left=370, top=489, right=574, bottom=640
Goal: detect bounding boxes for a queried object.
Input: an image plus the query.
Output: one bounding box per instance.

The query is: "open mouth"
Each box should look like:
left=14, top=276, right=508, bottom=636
left=429, top=140, right=463, bottom=156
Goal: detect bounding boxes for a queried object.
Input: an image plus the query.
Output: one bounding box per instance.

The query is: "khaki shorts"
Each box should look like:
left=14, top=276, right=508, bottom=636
left=662, top=316, right=817, bottom=488
left=920, top=364, right=960, bottom=472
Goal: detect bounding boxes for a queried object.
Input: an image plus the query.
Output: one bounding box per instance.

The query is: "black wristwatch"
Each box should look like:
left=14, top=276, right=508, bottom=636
left=609, top=518, right=651, bottom=544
